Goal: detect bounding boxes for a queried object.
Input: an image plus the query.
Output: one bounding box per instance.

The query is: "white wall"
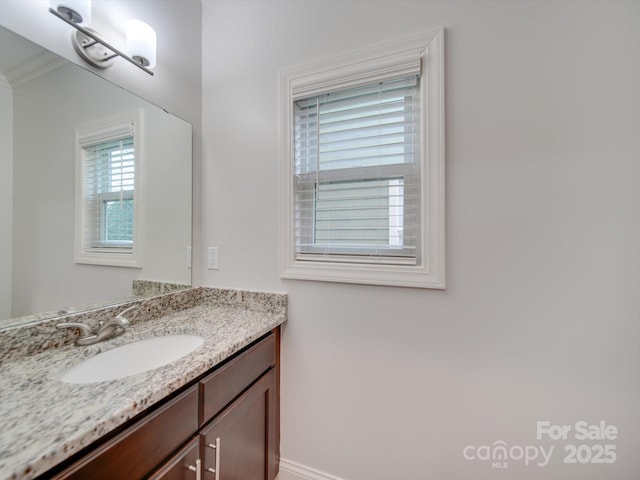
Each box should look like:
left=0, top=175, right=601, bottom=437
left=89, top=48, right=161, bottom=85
left=0, top=84, right=13, bottom=318
left=11, top=63, right=192, bottom=316
left=201, top=1, right=640, bottom=479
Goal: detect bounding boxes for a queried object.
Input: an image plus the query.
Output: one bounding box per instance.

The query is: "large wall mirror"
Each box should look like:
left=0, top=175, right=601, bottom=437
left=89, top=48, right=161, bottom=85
left=0, top=26, right=192, bottom=329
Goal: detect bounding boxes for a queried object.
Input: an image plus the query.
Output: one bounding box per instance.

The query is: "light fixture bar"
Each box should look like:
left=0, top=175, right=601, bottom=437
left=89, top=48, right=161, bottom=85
left=49, top=7, right=154, bottom=76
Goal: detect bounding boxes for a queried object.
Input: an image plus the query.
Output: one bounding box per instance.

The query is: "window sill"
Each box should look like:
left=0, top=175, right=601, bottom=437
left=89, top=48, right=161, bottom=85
left=75, top=251, right=142, bottom=268
left=280, top=259, right=444, bottom=289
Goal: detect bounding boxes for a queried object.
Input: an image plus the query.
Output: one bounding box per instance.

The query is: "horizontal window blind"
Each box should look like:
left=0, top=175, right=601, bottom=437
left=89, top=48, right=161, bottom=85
left=294, top=76, right=420, bottom=263
left=82, top=135, right=135, bottom=250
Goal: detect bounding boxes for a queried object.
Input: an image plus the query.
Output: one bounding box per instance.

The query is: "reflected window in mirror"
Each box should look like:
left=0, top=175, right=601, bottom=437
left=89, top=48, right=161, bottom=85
left=85, top=136, right=135, bottom=248
left=75, top=110, right=144, bottom=268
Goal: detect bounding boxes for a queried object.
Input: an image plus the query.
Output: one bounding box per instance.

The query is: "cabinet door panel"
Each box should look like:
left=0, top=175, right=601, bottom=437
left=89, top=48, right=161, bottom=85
left=201, top=369, right=277, bottom=480
left=148, top=436, right=200, bottom=480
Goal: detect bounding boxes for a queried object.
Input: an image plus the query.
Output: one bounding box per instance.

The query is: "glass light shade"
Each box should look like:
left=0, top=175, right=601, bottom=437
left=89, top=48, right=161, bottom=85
left=126, top=20, right=157, bottom=68
left=50, top=0, right=91, bottom=25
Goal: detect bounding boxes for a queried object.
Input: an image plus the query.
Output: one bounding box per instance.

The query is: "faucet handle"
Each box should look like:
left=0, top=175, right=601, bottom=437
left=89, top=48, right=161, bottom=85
left=116, top=304, right=137, bottom=317
left=115, top=305, right=137, bottom=323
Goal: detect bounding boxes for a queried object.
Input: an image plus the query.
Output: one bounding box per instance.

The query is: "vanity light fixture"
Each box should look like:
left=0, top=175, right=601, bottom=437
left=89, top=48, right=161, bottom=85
left=49, top=0, right=156, bottom=76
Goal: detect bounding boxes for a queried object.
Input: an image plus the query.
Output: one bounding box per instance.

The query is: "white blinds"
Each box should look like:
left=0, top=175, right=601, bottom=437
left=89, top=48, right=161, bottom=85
left=293, top=76, right=421, bottom=263
left=82, top=136, right=135, bottom=250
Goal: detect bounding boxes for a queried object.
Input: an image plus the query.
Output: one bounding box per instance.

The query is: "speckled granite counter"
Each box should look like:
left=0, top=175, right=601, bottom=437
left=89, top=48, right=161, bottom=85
left=0, top=287, right=287, bottom=480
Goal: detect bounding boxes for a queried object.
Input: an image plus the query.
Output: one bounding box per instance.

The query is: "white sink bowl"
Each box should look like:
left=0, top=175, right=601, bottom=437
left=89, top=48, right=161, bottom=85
left=60, top=334, right=205, bottom=384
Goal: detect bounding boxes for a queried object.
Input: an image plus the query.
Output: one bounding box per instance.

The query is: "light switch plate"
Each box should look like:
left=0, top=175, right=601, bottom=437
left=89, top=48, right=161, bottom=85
left=207, top=247, right=219, bottom=270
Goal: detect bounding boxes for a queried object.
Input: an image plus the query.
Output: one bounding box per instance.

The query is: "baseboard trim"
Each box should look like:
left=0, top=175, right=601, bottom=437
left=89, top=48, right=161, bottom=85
left=277, top=459, right=347, bottom=480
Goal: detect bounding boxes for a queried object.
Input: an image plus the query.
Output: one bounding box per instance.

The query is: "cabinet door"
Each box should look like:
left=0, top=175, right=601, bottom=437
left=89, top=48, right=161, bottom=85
left=148, top=436, right=200, bottom=480
left=200, top=369, right=277, bottom=480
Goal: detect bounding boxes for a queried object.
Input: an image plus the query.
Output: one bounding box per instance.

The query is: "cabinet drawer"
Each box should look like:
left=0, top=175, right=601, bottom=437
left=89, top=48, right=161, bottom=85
left=200, top=333, right=275, bottom=426
left=53, top=385, right=199, bottom=480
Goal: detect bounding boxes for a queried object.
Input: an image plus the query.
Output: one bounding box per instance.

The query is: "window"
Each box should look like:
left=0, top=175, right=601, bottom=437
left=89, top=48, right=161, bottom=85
left=75, top=111, right=143, bottom=267
left=294, top=76, right=419, bottom=263
left=84, top=136, right=135, bottom=248
left=279, top=29, right=444, bottom=288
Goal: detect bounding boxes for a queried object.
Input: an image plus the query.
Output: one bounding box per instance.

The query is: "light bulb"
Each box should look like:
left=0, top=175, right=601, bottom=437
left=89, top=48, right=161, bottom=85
left=126, top=20, right=157, bottom=68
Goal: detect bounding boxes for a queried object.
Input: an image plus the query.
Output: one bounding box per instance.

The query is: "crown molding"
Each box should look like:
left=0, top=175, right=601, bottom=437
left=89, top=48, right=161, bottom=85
left=1, top=51, right=67, bottom=89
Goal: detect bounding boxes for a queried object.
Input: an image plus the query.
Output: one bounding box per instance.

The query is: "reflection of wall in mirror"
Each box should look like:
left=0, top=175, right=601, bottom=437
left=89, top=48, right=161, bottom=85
left=0, top=83, right=12, bottom=319
left=11, top=63, right=191, bottom=317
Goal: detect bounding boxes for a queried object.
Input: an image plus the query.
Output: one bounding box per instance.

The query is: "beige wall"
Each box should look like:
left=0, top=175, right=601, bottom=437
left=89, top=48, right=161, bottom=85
left=201, top=1, right=640, bottom=479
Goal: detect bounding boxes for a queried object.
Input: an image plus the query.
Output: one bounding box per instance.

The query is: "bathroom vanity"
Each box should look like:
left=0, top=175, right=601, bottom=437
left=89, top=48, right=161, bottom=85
left=0, top=288, right=286, bottom=480
left=49, top=331, right=278, bottom=479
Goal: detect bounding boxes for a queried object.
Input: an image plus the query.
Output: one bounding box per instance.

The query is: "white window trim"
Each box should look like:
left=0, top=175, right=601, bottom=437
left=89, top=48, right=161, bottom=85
left=279, top=28, right=445, bottom=289
left=74, top=110, right=144, bottom=268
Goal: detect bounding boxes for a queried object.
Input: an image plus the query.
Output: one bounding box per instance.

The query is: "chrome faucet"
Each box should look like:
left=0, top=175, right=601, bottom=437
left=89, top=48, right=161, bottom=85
left=57, top=305, right=136, bottom=346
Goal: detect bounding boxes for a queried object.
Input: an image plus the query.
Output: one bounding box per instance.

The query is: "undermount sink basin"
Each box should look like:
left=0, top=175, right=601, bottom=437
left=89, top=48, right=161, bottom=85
left=60, top=334, right=205, bottom=384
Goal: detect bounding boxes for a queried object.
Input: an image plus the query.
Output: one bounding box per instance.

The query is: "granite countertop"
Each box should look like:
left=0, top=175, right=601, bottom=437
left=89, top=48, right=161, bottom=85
left=0, top=288, right=287, bottom=480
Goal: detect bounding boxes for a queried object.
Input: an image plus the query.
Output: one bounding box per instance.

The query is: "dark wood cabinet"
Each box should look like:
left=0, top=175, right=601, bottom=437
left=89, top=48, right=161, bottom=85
left=201, top=369, right=277, bottom=480
left=46, top=329, right=279, bottom=480
left=50, top=387, right=199, bottom=480
left=148, top=437, right=200, bottom=480
left=200, top=333, right=276, bottom=427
